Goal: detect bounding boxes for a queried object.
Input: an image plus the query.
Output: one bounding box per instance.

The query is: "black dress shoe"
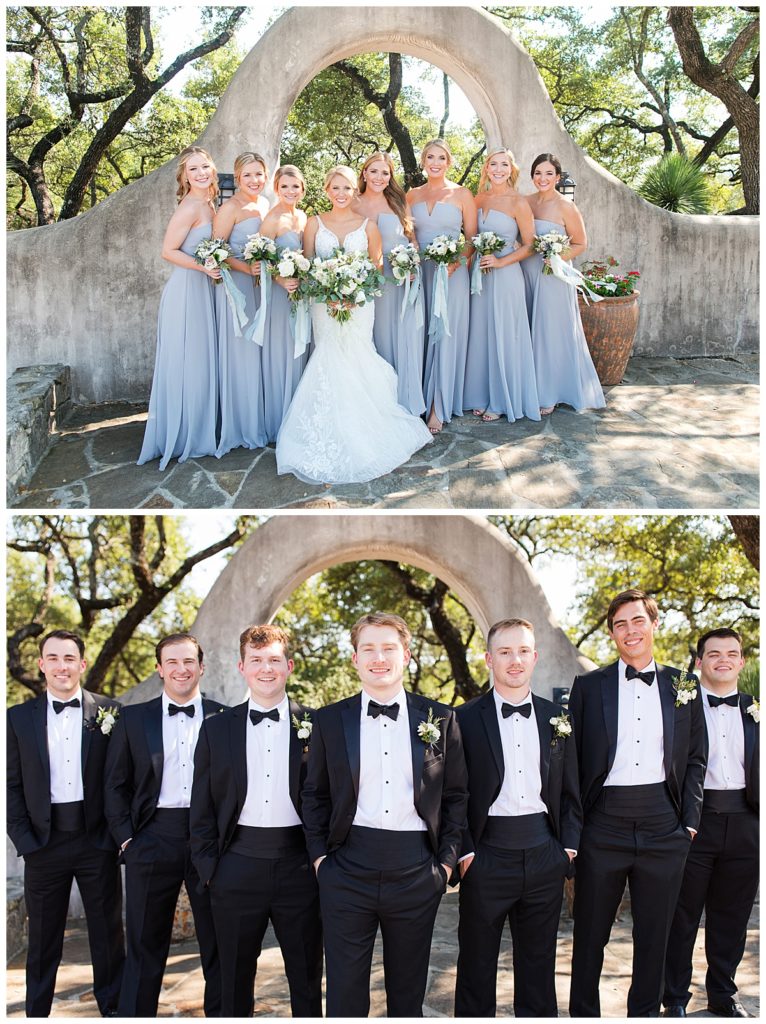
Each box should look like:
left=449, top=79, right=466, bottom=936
left=707, top=1002, right=749, bottom=1018
left=663, top=1007, right=686, bottom=1017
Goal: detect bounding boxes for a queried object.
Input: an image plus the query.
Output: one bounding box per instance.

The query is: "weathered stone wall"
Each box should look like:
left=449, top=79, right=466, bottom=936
left=7, top=7, right=758, bottom=403
left=122, top=514, right=595, bottom=706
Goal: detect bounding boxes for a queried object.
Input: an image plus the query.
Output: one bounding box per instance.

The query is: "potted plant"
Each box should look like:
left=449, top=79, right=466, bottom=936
left=577, top=257, right=641, bottom=386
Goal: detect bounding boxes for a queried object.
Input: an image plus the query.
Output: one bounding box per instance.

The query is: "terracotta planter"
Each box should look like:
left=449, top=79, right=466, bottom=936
left=578, top=290, right=640, bottom=386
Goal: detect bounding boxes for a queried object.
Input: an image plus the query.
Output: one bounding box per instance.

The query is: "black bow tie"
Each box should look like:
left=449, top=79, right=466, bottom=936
left=501, top=702, right=532, bottom=719
left=250, top=708, right=280, bottom=725
left=626, top=665, right=655, bottom=685
left=168, top=703, right=195, bottom=717
left=52, top=698, right=80, bottom=714
left=708, top=694, right=739, bottom=709
left=367, top=700, right=399, bottom=721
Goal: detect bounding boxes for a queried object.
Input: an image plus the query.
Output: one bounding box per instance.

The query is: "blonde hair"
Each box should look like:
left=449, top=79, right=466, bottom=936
left=358, top=151, right=413, bottom=237
left=478, top=148, right=520, bottom=192
left=233, top=151, right=268, bottom=186
left=324, top=164, right=357, bottom=193
left=350, top=612, right=412, bottom=651
left=273, top=164, right=306, bottom=196
left=420, top=138, right=453, bottom=169
left=175, top=146, right=218, bottom=204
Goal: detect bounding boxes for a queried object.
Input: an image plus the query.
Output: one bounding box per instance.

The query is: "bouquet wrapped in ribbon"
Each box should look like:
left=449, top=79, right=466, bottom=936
left=470, top=229, right=505, bottom=294
left=268, top=248, right=313, bottom=356
left=308, top=249, right=385, bottom=324
left=194, top=236, right=249, bottom=336
left=421, top=233, right=466, bottom=341
left=533, top=231, right=603, bottom=304
left=387, top=242, right=423, bottom=324
left=241, top=233, right=280, bottom=344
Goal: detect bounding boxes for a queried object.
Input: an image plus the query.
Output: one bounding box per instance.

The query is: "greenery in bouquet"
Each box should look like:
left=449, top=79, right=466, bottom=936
left=471, top=230, right=505, bottom=273
left=308, top=249, right=385, bottom=323
left=579, top=256, right=641, bottom=297
left=421, top=233, right=466, bottom=266
left=193, top=237, right=233, bottom=283
left=268, top=247, right=313, bottom=302
left=241, top=232, right=279, bottom=269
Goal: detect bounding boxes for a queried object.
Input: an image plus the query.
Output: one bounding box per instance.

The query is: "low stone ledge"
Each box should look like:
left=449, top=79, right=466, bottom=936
left=7, top=363, right=72, bottom=503
left=7, top=878, right=27, bottom=962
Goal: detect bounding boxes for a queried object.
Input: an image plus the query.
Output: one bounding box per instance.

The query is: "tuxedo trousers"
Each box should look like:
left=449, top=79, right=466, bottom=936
left=118, top=811, right=221, bottom=1017
left=570, top=785, right=690, bottom=1018
left=23, top=827, right=124, bottom=1017
left=318, top=826, right=447, bottom=1018
left=663, top=802, right=759, bottom=1009
left=208, top=845, right=323, bottom=1017
left=455, top=834, right=569, bottom=1017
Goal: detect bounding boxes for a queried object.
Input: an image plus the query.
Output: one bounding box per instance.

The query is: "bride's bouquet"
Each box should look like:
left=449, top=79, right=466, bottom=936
left=308, top=249, right=385, bottom=324
left=533, top=231, right=571, bottom=276
left=194, top=236, right=249, bottom=336
left=387, top=242, right=422, bottom=323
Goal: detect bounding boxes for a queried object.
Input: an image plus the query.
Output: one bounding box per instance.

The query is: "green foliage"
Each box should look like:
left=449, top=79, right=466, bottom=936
left=638, top=153, right=712, bottom=214
left=738, top=660, right=759, bottom=698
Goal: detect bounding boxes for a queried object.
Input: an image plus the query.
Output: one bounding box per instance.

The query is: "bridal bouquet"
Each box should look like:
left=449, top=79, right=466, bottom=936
left=387, top=242, right=423, bottom=323
left=471, top=231, right=505, bottom=273
left=533, top=231, right=571, bottom=275
left=194, top=237, right=234, bottom=283
left=308, top=250, right=385, bottom=324
left=421, top=233, right=465, bottom=266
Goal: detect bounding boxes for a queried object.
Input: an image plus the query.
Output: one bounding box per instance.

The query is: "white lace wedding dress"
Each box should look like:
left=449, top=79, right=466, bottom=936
left=276, top=217, right=433, bottom=484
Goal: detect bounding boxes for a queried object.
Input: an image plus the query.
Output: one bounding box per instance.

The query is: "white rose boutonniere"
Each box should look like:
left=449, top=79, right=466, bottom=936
left=417, top=707, right=445, bottom=748
left=291, top=712, right=313, bottom=741
left=549, top=712, right=572, bottom=744
left=746, top=698, right=760, bottom=723
left=673, top=670, right=698, bottom=708
left=95, top=705, right=119, bottom=735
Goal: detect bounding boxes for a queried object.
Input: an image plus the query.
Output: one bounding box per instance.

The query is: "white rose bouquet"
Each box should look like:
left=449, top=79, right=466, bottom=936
left=242, top=233, right=279, bottom=272
left=470, top=229, right=506, bottom=295
left=194, top=236, right=249, bottom=335
left=387, top=242, right=423, bottom=324
left=421, top=234, right=465, bottom=342
left=532, top=231, right=571, bottom=275
left=421, top=233, right=465, bottom=267
left=308, top=249, right=385, bottom=324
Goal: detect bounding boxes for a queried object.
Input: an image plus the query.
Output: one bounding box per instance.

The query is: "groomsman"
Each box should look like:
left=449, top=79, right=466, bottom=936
left=104, top=632, right=224, bottom=1016
left=7, top=630, right=124, bottom=1017
left=663, top=628, right=759, bottom=1019
left=454, top=618, right=582, bottom=1017
left=568, top=588, right=707, bottom=1018
left=302, top=612, right=468, bottom=1017
left=189, top=624, right=323, bottom=1017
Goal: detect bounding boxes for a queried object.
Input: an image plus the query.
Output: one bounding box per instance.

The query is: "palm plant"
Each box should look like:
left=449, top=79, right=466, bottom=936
left=638, top=153, right=712, bottom=214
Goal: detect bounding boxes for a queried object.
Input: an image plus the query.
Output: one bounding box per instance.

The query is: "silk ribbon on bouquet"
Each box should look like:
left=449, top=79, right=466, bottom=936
left=245, top=263, right=270, bottom=345
left=400, top=268, right=424, bottom=328
left=470, top=254, right=486, bottom=296
left=219, top=267, right=250, bottom=337
left=428, top=262, right=451, bottom=344
left=290, top=296, right=311, bottom=358
left=548, top=254, right=605, bottom=305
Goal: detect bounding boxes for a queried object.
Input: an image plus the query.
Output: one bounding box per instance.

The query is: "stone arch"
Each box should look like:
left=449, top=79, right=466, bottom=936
left=123, top=514, right=594, bottom=706
left=8, top=6, right=757, bottom=404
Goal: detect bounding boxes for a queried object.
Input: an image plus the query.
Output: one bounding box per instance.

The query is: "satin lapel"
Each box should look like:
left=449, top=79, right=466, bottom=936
left=341, top=694, right=362, bottom=800
left=479, top=691, right=504, bottom=786
left=288, top=699, right=302, bottom=811
left=407, top=693, right=427, bottom=806
left=33, top=695, right=50, bottom=788
left=80, top=689, right=96, bottom=770
left=144, top=698, right=165, bottom=792
left=657, top=666, right=675, bottom=779
left=533, top=694, right=551, bottom=799
left=741, top=697, right=757, bottom=785
left=601, top=665, right=619, bottom=773
left=231, top=703, right=249, bottom=811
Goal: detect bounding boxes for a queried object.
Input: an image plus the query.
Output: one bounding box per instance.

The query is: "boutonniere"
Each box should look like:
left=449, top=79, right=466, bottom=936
left=549, top=712, right=572, bottom=744
left=417, top=707, right=444, bottom=748
left=92, top=705, right=119, bottom=735
left=746, top=698, right=760, bottom=723
left=672, top=670, right=698, bottom=708
left=292, top=712, right=313, bottom=744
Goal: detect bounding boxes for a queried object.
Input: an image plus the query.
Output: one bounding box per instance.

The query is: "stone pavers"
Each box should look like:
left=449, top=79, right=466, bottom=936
left=5, top=892, right=759, bottom=1017
left=11, top=356, right=758, bottom=510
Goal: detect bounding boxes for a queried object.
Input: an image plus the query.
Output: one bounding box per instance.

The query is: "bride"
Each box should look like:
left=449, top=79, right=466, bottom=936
left=276, top=165, right=433, bottom=484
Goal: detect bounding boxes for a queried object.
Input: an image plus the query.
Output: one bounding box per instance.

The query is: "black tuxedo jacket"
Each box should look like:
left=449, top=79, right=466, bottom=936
left=189, top=698, right=313, bottom=885
left=456, top=689, right=583, bottom=855
left=104, top=694, right=226, bottom=848
left=569, top=661, right=707, bottom=830
left=301, top=690, right=468, bottom=869
left=7, top=690, right=121, bottom=856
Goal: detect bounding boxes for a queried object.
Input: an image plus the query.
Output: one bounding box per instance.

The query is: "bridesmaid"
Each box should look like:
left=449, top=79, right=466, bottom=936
left=138, top=146, right=219, bottom=470
left=355, top=152, right=426, bottom=417
left=408, top=139, right=477, bottom=434
left=259, top=165, right=309, bottom=443
left=213, top=151, right=270, bottom=456
left=464, top=148, right=540, bottom=422
left=522, top=152, right=605, bottom=414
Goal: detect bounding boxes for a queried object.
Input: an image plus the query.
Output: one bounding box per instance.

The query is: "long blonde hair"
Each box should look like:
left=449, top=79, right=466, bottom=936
left=175, top=146, right=218, bottom=204
left=358, top=151, right=413, bottom=236
left=478, top=148, right=520, bottom=193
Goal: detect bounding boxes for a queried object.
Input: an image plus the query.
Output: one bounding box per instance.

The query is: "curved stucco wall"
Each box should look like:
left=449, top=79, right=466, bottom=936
left=7, top=6, right=758, bottom=403
left=122, top=514, right=594, bottom=706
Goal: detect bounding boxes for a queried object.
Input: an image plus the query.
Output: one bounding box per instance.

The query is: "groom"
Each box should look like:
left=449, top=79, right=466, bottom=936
left=302, top=611, right=468, bottom=1017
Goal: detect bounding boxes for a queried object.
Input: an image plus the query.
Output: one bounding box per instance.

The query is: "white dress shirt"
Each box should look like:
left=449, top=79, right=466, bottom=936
left=156, top=692, right=203, bottom=809
left=47, top=688, right=84, bottom=803
left=702, top=687, right=746, bottom=791
left=238, top=695, right=301, bottom=828
left=488, top=690, right=547, bottom=817
left=354, top=689, right=426, bottom=832
left=604, top=658, right=665, bottom=787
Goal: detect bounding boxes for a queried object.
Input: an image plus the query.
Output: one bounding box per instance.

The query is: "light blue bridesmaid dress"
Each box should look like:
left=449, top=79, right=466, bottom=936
left=373, top=213, right=426, bottom=417
left=138, top=223, right=218, bottom=470
left=215, top=215, right=266, bottom=456
left=464, top=208, right=540, bottom=422
left=262, top=230, right=309, bottom=443
left=522, top=217, right=606, bottom=411
left=412, top=201, right=470, bottom=424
